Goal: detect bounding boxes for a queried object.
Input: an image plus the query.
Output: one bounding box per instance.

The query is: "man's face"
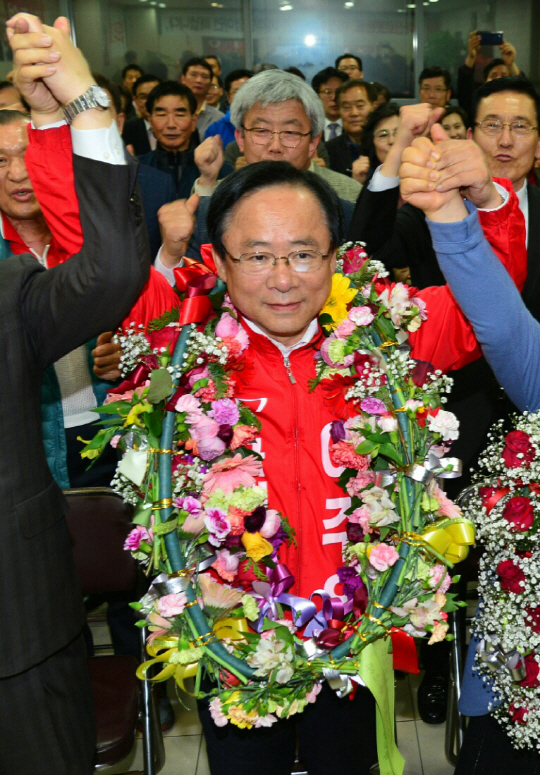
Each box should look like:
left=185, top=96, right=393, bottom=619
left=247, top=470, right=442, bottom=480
left=213, top=185, right=336, bottom=346
left=228, top=77, right=249, bottom=104
left=419, top=76, right=450, bottom=108
left=205, top=57, right=221, bottom=76
left=318, top=77, right=343, bottom=121
left=0, top=86, right=24, bottom=111
left=0, top=121, right=40, bottom=221
left=441, top=112, right=467, bottom=139
left=134, top=80, right=160, bottom=120
left=337, top=57, right=363, bottom=79
left=486, top=64, right=510, bottom=82
left=149, top=95, right=197, bottom=152
left=338, top=86, right=374, bottom=137
left=236, top=100, right=319, bottom=169
left=181, top=65, right=212, bottom=101
left=472, top=90, right=540, bottom=191
left=123, top=68, right=142, bottom=95
left=207, top=75, right=224, bottom=107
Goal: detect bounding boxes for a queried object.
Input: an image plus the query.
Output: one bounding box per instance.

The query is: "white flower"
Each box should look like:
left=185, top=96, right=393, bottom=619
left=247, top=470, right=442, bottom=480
left=428, top=409, right=459, bottom=441
left=247, top=631, right=295, bottom=684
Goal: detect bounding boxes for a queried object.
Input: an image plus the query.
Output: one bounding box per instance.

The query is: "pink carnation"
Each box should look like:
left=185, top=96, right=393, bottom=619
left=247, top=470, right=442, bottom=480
left=349, top=306, right=375, bottom=326
left=429, top=564, right=451, bottom=593
left=349, top=506, right=371, bottom=532
left=157, top=592, right=188, bottom=618
left=429, top=481, right=462, bottom=520
left=124, top=525, right=150, bottom=551
left=204, top=507, right=231, bottom=546
left=260, top=509, right=282, bottom=538
left=305, top=682, right=322, bottom=703
left=335, top=318, right=356, bottom=337
left=330, top=441, right=370, bottom=471
left=230, top=424, right=258, bottom=451
left=212, top=548, right=241, bottom=582
left=369, top=543, right=399, bottom=572
left=346, top=470, right=375, bottom=496
left=209, top=697, right=228, bottom=727
left=176, top=394, right=201, bottom=413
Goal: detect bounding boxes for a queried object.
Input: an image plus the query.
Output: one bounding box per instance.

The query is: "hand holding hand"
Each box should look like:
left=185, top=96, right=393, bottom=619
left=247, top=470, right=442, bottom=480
left=159, top=193, right=199, bottom=268
left=92, top=331, right=122, bottom=381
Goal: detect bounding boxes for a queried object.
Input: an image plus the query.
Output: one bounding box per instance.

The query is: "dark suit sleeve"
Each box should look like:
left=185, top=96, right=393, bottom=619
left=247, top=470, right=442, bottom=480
left=186, top=196, right=210, bottom=260
left=21, top=152, right=150, bottom=369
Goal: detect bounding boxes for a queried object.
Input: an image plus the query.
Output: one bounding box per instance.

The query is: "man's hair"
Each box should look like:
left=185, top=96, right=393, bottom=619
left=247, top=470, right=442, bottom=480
left=419, top=66, right=451, bottom=89
left=0, top=81, right=29, bottom=112
left=472, top=75, right=540, bottom=124
left=230, top=69, right=325, bottom=137
left=440, top=105, right=469, bottom=129
left=224, top=69, right=252, bottom=94
left=0, top=109, right=28, bottom=126
left=284, top=67, right=306, bottom=80
left=371, top=81, right=391, bottom=103
left=311, top=67, right=347, bottom=94
left=205, top=54, right=222, bottom=68
left=207, top=160, right=343, bottom=259
left=93, top=73, right=122, bottom=115
left=122, top=64, right=143, bottom=79
left=335, top=53, right=363, bottom=71
left=359, top=101, right=400, bottom=166
left=146, top=81, right=197, bottom=116
left=133, top=73, right=162, bottom=97
left=335, top=78, right=377, bottom=105
left=182, top=57, right=213, bottom=79
left=483, top=58, right=508, bottom=81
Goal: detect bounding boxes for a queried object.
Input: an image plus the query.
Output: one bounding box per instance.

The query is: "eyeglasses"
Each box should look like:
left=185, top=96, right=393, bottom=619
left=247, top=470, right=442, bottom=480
left=338, top=65, right=358, bottom=72
left=241, top=126, right=311, bottom=148
left=419, top=86, right=448, bottom=94
left=208, top=84, right=221, bottom=91
left=319, top=88, right=337, bottom=97
left=474, top=119, right=539, bottom=136
left=226, top=249, right=330, bottom=275
left=374, top=128, right=399, bottom=140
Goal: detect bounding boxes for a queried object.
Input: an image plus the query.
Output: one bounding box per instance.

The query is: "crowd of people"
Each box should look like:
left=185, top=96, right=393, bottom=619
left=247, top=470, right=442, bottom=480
left=2, top=11, right=540, bottom=775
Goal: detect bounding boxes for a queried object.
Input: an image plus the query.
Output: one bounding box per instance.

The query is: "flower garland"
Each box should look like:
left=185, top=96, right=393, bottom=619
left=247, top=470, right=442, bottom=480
left=463, top=412, right=540, bottom=750
left=82, top=243, right=474, bottom=738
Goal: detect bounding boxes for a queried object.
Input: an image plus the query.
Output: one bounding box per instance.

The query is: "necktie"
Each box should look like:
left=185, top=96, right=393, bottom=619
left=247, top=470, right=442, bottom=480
left=328, top=123, right=339, bottom=140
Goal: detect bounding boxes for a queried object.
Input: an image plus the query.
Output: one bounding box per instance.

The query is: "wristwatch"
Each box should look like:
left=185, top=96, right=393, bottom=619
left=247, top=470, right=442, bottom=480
left=63, top=84, right=111, bottom=124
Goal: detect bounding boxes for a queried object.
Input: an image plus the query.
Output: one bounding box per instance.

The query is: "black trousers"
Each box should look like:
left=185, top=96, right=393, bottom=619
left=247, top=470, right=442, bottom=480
left=0, top=631, right=95, bottom=775
left=199, top=682, right=378, bottom=775
left=455, top=713, right=540, bottom=775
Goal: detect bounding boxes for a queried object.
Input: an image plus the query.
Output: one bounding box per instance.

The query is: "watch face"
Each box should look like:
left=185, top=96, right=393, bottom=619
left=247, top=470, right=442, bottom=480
left=90, top=85, right=111, bottom=109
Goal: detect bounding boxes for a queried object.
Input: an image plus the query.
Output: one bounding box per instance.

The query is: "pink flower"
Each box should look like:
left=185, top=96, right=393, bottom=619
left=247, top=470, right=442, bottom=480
left=198, top=436, right=227, bottom=461
left=368, top=543, right=399, bottom=572
left=429, top=564, right=451, bottom=593
left=124, top=525, right=150, bottom=551
left=104, top=389, right=134, bottom=404
left=346, top=471, right=375, bottom=496
left=360, top=397, right=386, bottom=415
left=209, top=697, right=228, bottom=727
left=215, top=314, right=240, bottom=338
left=110, top=434, right=121, bottom=449
left=188, top=365, right=210, bottom=388
left=429, top=481, right=463, bottom=520
left=349, top=306, right=374, bottom=326
left=210, top=398, right=240, bottom=426
left=260, top=509, right=282, bottom=539
left=305, top=682, right=322, bottom=703
left=230, top=424, right=258, bottom=451
left=157, top=592, right=188, bottom=618
left=204, top=507, right=231, bottom=546
left=349, top=506, right=371, bottom=532
left=202, top=453, right=262, bottom=494
left=215, top=314, right=249, bottom=355
left=188, top=413, right=220, bottom=442
left=411, top=295, right=428, bottom=320
left=212, top=548, right=241, bottom=581
left=335, top=318, right=356, bottom=337
left=176, top=394, right=201, bottom=413
left=329, top=441, right=370, bottom=471
left=377, top=413, right=398, bottom=433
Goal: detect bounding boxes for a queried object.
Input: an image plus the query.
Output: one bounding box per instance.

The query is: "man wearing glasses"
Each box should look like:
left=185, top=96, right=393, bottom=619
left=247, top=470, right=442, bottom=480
left=418, top=66, right=452, bottom=109
left=335, top=53, right=363, bottom=80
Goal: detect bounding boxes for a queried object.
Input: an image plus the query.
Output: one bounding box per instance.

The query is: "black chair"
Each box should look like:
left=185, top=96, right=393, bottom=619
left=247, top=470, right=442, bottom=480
left=64, top=487, right=165, bottom=774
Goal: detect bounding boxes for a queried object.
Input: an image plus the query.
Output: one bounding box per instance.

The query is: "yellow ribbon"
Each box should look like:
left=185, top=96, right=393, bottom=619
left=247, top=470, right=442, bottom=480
left=136, top=617, right=250, bottom=693
left=422, top=517, right=475, bottom=564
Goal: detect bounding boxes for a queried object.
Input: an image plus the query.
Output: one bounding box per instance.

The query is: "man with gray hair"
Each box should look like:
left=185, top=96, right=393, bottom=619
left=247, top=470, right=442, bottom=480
left=192, top=69, right=361, bottom=203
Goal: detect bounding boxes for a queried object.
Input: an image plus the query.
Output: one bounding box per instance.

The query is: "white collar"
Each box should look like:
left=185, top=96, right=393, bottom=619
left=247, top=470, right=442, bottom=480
left=242, top=316, right=319, bottom=357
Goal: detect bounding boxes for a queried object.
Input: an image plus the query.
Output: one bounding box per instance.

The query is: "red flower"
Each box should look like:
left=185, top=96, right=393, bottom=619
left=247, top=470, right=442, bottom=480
left=519, top=654, right=540, bottom=688
left=496, top=559, right=526, bottom=594
left=502, top=496, right=535, bottom=532
left=526, top=607, right=540, bottom=633
left=529, top=482, right=540, bottom=497
left=320, top=374, right=359, bottom=420
left=502, top=430, right=536, bottom=468
left=479, top=486, right=496, bottom=508
left=342, top=245, right=368, bottom=274
left=148, top=326, right=180, bottom=353
left=509, top=703, right=528, bottom=724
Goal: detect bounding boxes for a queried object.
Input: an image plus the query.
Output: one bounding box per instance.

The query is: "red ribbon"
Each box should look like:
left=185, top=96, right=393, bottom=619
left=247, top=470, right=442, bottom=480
left=485, top=486, right=511, bottom=515
left=173, top=253, right=218, bottom=326
left=390, top=628, right=419, bottom=674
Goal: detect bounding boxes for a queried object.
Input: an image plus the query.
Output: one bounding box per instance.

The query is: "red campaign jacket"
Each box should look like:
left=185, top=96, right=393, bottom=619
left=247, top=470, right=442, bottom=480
left=233, top=320, right=350, bottom=598
left=24, top=124, right=179, bottom=319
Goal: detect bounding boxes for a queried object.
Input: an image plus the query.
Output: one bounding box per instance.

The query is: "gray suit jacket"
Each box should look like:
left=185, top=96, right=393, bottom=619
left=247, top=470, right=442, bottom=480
left=0, top=152, right=149, bottom=677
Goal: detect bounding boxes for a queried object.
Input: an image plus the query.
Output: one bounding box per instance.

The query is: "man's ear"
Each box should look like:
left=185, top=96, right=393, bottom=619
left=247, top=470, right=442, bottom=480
left=308, top=132, right=321, bottom=159
left=117, top=112, right=126, bottom=134
left=235, top=127, right=244, bottom=153
left=212, top=246, right=228, bottom=283
left=466, top=127, right=473, bottom=140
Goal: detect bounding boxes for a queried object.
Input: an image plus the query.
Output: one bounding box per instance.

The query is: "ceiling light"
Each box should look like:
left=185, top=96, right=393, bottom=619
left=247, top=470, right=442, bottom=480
left=210, top=2, right=224, bottom=5
left=406, top=3, right=416, bottom=7
left=158, top=2, right=166, bottom=6
left=304, top=34, right=317, bottom=46
left=344, top=1, right=354, bottom=7
left=280, top=2, right=293, bottom=9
